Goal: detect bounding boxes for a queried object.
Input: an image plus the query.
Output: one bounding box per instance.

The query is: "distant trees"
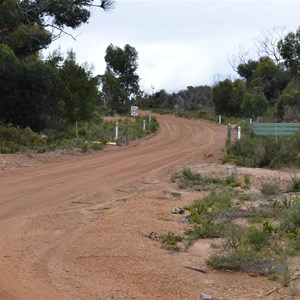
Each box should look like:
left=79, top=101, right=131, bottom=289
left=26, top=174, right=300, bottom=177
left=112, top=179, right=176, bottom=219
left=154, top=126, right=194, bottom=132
left=100, top=44, right=140, bottom=113
left=212, top=26, right=300, bottom=120
left=138, top=86, right=213, bottom=111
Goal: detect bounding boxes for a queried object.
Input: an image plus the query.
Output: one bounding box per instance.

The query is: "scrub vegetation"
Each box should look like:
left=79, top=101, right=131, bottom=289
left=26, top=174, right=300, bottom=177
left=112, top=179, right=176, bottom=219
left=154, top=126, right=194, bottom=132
left=162, top=168, right=300, bottom=288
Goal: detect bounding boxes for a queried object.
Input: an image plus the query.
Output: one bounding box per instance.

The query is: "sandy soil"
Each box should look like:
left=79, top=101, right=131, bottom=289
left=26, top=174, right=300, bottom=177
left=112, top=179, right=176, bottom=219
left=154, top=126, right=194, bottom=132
left=0, top=114, right=298, bottom=299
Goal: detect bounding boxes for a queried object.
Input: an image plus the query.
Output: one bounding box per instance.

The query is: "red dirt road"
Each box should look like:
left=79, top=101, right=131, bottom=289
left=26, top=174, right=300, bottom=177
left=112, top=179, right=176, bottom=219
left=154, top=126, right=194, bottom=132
left=0, top=114, right=228, bottom=299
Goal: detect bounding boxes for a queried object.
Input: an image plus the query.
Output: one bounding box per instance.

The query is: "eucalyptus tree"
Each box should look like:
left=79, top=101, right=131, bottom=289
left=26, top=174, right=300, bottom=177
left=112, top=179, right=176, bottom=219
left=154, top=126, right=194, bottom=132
left=101, top=44, right=140, bottom=113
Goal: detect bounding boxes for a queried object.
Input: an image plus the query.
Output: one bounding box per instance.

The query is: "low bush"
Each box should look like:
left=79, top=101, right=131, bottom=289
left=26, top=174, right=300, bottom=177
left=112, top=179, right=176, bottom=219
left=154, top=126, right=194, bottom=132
left=161, top=232, right=183, bottom=252
left=261, top=182, right=280, bottom=196
left=207, top=250, right=279, bottom=276
left=226, top=133, right=300, bottom=168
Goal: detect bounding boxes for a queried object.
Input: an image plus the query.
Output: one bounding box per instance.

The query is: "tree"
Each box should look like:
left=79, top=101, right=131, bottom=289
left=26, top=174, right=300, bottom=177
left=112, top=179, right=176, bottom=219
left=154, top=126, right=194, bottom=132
left=237, top=59, right=259, bottom=86
left=0, top=49, right=65, bottom=130
left=212, top=79, right=234, bottom=116
left=0, top=0, right=114, bottom=57
left=58, top=50, right=99, bottom=123
left=251, top=57, right=290, bottom=102
left=237, top=57, right=290, bottom=103
left=254, top=26, right=285, bottom=64
left=278, top=27, right=300, bottom=77
left=101, top=44, right=140, bottom=113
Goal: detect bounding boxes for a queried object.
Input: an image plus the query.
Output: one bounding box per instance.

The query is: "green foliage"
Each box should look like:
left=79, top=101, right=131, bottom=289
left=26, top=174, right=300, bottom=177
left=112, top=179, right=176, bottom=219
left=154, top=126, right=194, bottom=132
left=139, top=86, right=213, bottom=112
left=166, top=166, right=300, bottom=287
left=174, top=168, right=223, bottom=190
left=161, top=232, right=183, bottom=252
left=207, top=250, right=277, bottom=276
left=261, top=182, right=280, bottom=196
left=59, top=50, right=99, bottom=124
left=277, top=89, right=300, bottom=121
left=278, top=26, right=300, bottom=77
left=0, top=0, right=113, bottom=58
left=245, top=227, right=271, bottom=250
left=0, top=114, right=158, bottom=153
left=226, top=134, right=300, bottom=168
left=101, top=44, right=140, bottom=114
left=280, top=201, right=300, bottom=234
left=0, top=125, right=45, bottom=153
left=226, top=171, right=240, bottom=187
left=287, top=175, right=300, bottom=192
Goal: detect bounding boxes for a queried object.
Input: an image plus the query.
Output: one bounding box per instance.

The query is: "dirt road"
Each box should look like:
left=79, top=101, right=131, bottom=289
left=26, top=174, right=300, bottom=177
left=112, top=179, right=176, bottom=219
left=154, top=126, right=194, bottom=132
left=1, top=114, right=282, bottom=300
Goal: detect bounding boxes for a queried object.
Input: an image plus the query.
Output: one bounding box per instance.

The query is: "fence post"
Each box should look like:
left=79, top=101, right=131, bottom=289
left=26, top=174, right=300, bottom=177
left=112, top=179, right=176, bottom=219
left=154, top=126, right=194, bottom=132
left=125, top=124, right=129, bottom=145
left=238, top=126, right=241, bottom=140
left=75, top=121, right=78, bottom=141
left=115, top=122, right=119, bottom=142
left=227, top=123, right=231, bottom=142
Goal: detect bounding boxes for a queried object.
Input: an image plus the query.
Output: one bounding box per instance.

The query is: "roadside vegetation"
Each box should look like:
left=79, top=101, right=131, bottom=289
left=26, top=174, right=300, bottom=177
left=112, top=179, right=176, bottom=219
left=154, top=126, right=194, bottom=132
left=225, top=127, right=300, bottom=168
left=163, top=168, right=300, bottom=290
left=0, top=115, right=158, bottom=154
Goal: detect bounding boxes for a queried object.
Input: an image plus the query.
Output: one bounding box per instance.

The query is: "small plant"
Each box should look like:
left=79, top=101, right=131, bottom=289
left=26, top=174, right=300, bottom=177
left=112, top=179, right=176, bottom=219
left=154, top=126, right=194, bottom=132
left=278, top=256, right=294, bottom=287
left=243, top=174, right=251, bottom=188
left=226, top=171, right=240, bottom=187
left=171, top=192, right=181, bottom=198
left=245, top=227, right=271, bottom=251
left=287, top=175, right=300, bottom=192
left=207, top=250, right=277, bottom=276
left=261, top=182, right=280, bottom=196
left=174, top=168, right=223, bottom=190
left=161, top=232, right=183, bottom=252
left=80, top=143, right=89, bottom=153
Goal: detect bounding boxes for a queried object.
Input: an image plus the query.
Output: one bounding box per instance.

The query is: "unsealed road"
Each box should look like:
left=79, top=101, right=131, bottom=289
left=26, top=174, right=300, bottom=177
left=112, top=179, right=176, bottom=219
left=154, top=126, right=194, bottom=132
left=0, top=114, right=226, bottom=299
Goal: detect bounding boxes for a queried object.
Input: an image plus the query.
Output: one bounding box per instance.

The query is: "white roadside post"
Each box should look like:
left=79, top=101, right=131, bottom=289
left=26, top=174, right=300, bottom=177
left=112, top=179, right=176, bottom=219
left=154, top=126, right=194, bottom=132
left=218, top=115, right=222, bottom=124
left=115, top=122, right=119, bottom=142
left=143, top=120, right=146, bottom=130
left=238, top=126, right=241, bottom=140
left=149, top=115, right=152, bottom=124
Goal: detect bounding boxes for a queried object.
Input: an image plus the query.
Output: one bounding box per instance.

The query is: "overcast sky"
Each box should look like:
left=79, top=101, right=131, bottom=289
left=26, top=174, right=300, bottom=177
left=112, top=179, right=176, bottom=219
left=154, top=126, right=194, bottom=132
left=46, top=0, right=300, bottom=93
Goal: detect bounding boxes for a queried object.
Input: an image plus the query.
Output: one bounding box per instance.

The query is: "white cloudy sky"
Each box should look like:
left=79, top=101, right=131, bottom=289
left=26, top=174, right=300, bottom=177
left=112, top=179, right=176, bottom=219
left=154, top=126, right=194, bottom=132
left=45, top=0, right=300, bottom=93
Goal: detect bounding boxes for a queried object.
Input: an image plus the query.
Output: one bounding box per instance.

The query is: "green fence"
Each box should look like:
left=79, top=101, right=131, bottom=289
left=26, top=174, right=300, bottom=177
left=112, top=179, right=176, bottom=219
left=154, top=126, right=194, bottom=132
left=251, top=122, right=300, bottom=136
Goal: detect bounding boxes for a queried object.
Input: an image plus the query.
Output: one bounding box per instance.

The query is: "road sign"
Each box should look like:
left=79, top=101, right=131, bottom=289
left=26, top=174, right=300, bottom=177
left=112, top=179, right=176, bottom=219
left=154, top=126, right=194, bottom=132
left=131, top=106, right=138, bottom=116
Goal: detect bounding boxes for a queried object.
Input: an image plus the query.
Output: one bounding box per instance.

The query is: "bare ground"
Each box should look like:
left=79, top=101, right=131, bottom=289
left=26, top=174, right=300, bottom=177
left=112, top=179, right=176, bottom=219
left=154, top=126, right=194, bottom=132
left=0, top=114, right=299, bottom=299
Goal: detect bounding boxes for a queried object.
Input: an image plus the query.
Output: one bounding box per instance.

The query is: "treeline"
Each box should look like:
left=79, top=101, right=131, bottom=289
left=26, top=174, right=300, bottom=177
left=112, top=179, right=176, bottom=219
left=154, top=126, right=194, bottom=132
left=212, top=27, right=300, bottom=121
left=0, top=0, right=141, bottom=133
left=2, top=0, right=300, bottom=134
left=139, top=85, right=213, bottom=111
left=140, top=27, right=300, bottom=123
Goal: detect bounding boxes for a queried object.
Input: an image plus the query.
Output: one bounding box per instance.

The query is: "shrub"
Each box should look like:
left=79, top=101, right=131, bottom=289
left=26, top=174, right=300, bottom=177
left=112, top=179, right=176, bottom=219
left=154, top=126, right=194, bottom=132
left=245, top=227, right=271, bottom=251
left=281, top=201, right=300, bottom=234
left=207, top=250, right=278, bottom=276
left=161, top=232, right=183, bottom=252
left=261, top=182, right=280, bottom=196
left=287, top=175, right=300, bottom=192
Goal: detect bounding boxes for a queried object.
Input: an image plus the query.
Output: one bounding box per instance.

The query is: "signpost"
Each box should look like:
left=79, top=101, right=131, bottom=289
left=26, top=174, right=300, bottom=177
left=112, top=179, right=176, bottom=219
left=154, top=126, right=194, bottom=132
left=131, top=106, right=138, bottom=117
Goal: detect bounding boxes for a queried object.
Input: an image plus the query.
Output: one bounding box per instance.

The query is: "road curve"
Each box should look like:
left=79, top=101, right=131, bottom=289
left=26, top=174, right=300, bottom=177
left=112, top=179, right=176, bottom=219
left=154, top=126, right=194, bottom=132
left=0, top=114, right=226, bottom=299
